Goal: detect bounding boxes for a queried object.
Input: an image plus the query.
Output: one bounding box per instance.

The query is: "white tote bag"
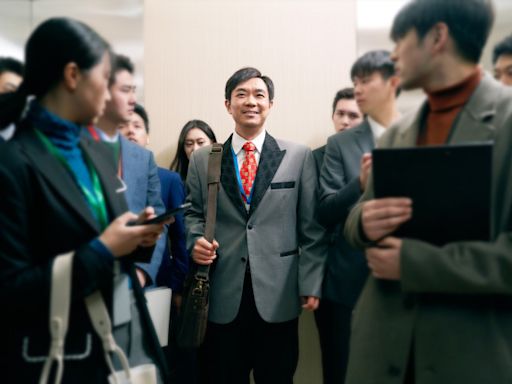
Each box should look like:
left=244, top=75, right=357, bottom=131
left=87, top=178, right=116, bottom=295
left=39, top=253, right=157, bottom=384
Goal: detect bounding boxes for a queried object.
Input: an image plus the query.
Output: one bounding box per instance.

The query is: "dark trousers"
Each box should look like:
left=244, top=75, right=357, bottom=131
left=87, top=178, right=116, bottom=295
left=314, top=298, right=352, bottom=384
left=164, top=301, right=199, bottom=384
left=199, top=273, right=299, bottom=384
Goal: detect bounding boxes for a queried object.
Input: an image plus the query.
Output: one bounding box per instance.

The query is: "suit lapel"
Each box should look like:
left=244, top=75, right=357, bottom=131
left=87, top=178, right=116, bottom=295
left=19, top=128, right=100, bottom=232
left=249, top=133, right=286, bottom=216
left=81, top=136, right=128, bottom=219
left=220, top=136, right=248, bottom=219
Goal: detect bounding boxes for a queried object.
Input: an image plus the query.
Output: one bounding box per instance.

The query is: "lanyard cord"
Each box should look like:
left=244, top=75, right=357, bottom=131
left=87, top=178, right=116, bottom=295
left=35, top=129, right=109, bottom=231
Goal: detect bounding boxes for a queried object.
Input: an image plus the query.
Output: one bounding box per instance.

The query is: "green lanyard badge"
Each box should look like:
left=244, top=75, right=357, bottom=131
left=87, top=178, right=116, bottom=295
left=35, top=129, right=109, bottom=231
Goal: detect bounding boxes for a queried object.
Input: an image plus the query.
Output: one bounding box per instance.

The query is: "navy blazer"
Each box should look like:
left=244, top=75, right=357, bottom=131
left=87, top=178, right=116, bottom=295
left=155, top=167, right=188, bottom=292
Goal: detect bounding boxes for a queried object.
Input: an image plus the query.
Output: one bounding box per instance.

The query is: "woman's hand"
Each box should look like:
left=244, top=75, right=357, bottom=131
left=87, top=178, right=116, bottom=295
left=99, top=208, right=170, bottom=257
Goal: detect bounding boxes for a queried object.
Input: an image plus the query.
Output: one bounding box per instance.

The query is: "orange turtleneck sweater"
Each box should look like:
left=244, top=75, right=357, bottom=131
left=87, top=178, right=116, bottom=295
left=417, top=69, right=482, bottom=146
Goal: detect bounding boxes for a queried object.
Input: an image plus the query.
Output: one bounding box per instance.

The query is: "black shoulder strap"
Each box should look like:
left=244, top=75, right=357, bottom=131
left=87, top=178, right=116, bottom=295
left=196, top=143, right=223, bottom=278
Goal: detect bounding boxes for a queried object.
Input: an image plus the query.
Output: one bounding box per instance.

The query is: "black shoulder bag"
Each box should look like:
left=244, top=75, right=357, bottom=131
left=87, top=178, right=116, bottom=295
left=177, top=143, right=223, bottom=348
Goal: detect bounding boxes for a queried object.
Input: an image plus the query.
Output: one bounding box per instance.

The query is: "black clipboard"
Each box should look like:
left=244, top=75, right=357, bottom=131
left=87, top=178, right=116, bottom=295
left=372, top=143, right=492, bottom=245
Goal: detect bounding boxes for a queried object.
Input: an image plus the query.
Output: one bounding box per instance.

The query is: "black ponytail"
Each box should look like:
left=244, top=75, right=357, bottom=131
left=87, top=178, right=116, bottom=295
left=0, top=17, right=110, bottom=129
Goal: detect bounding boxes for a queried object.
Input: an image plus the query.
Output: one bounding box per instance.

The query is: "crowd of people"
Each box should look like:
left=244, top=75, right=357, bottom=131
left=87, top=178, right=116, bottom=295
left=1, top=0, right=512, bottom=383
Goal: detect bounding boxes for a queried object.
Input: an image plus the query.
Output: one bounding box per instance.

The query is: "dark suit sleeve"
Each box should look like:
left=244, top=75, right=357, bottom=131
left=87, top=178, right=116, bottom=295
left=318, top=134, right=363, bottom=228
left=135, top=152, right=167, bottom=285
left=0, top=155, right=113, bottom=315
left=167, top=174, right=189, bottom=292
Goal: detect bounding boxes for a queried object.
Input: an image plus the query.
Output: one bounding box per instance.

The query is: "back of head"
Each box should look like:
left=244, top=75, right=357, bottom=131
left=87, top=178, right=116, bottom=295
left=0, top=57, right=24, bottom=77
left=225, top=67, right=274, bottom=101
left=351, top=50, right=395, bottom=80
left=0, top=17, right=110, bottom=128
left=493, top=34, right=512, bottom=65
left=390, top=0, right=495, bottom=64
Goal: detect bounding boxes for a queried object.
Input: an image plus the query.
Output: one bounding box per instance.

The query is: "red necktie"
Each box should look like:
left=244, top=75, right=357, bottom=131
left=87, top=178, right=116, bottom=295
left=240, top=142, right=258, bottom=202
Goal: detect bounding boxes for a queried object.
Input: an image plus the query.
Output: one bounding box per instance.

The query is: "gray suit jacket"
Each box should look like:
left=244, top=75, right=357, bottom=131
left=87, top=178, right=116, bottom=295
left=121, top=136, right=166, bottom=285
left=185, top=133, right=326, bottom=324
left=344, top=74, right=512, bottom=384
left=318, top=121, right=373, bottom=306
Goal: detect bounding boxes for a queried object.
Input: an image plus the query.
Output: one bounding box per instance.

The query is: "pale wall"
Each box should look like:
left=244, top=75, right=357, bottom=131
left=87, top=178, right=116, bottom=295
left=144, top=0, right=358, bottom=168
left=144, top=2, right=357, bottom=382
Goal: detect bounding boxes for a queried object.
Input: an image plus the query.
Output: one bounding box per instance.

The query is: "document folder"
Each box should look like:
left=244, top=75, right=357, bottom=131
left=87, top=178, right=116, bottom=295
left=372, top=143, right=492, bottom=246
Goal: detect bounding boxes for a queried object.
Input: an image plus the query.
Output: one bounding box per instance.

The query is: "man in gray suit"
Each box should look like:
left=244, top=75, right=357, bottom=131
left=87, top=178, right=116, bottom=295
left=344, top=1, right=512, bottom=383
left=92, top=54, right=166, bottom=287
left=186, top=67, right=325, bottom=384
left=316, top=50, right=400, bottom=384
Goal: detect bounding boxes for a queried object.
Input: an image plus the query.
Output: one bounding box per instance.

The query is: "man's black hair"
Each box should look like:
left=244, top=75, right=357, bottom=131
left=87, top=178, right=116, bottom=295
left=109, top=53, right=134, bottom=86
left=390, top=0, right=494, bottom=64
left=350, top=50, right=395, bottom=80
left=493, top=34, right=512, bottom=64
left=225, top=67, right=274, bottom=101
left=0, top=57, right=24, bottom=77
left=133, top=103, right=149, bottom=133
left=332, top=87, right=355, bottom=116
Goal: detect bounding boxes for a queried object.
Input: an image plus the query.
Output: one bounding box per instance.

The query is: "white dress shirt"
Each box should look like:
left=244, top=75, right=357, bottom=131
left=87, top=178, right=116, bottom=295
left=231, top=129, right=266, bottom=169
left=367, top=116, right=386, bottom=146
left=231, top=129, right=266, bottom=209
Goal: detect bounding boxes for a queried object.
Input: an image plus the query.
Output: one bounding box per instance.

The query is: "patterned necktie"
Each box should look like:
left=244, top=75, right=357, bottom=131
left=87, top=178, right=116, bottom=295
left=240, top=141, right=258, bottom=202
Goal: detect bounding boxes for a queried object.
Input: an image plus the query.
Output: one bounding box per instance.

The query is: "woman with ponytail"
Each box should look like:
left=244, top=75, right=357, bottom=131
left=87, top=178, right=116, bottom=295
left=0, top=18, right=168, bottom=383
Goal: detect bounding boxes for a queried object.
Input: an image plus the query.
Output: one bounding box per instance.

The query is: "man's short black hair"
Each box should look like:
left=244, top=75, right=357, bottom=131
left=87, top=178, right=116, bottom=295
left=109, top=53, right=134, bottom=85
left=0, top=57, right=24, bottom=77
left=332, top=87, right=355, bottom=116
left=350, top=50, right=395, bottom=81
left=133, top=103, right=149, bottom=134
left=225, top=67, right=274, bottom=101
left=493, top=34, right=512, bottom=64
left=390, top=0, right=494, bottom=64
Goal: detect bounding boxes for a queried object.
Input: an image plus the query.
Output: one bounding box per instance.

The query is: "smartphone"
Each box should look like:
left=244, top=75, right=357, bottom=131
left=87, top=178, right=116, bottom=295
left=127, top=202, right=191, bottom=226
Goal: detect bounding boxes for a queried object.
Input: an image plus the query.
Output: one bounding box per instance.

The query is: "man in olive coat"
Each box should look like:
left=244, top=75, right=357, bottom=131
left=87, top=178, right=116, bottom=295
left=344, top=1, right=512, bottom=383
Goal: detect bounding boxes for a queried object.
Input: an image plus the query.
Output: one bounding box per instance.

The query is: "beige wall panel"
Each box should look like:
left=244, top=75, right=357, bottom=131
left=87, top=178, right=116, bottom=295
left=145, top=0, right=357, bottom=167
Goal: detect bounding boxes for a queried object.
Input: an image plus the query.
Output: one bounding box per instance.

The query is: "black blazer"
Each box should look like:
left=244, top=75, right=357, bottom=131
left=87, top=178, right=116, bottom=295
left=0, top=125, right=167, bottom=383
left=318, top=120, right=374, bottom=307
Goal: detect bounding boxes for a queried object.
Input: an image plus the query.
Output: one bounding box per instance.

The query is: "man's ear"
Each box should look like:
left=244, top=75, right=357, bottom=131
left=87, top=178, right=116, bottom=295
left=269, top=100, right=274, bottom=109
left=390, top=75, right=401, bottom=90
left=63, top=62, right=80, bottom=91
left=225, top=99, right=232, bottom=114
left=431, top=22, right=449, bottom=53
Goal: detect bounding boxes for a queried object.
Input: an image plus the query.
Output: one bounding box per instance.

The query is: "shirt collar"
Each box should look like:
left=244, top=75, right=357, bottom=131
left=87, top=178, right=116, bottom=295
left=232, top=129, right=266, bottom=155
left=97, top=128, right=120, bottom=143
left=0, top=123, right=15, bottom=141
left=367, top=116, right=386, bottom=142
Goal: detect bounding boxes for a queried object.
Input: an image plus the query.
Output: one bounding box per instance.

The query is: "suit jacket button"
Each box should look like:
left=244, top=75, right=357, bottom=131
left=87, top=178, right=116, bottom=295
left=241, top=257, right=246, bottom=262
left=248, top=224, right=253, bottom=230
